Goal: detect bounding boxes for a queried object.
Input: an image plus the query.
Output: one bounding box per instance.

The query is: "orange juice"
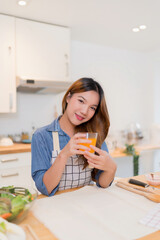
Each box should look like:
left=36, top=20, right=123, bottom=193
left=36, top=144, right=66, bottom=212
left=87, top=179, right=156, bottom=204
left=80, top=133, right=98, bottom=153
left=80, top=138, right=96, bottom=153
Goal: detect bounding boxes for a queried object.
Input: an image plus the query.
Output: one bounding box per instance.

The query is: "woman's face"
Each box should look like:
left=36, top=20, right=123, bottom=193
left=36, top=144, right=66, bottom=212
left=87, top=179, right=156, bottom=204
left=65, top=90, right=100, bottom=126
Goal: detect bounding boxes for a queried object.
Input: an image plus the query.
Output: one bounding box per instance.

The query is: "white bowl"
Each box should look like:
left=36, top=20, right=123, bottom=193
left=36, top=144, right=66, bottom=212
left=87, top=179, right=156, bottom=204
left=145, top=173, right=160, bottom=186
left=0, top=138, right=13, bottom=146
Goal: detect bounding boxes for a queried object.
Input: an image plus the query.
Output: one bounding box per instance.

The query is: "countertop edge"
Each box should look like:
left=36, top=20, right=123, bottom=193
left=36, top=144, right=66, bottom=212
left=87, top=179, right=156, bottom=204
left=0, top=143, right=31, bottom=155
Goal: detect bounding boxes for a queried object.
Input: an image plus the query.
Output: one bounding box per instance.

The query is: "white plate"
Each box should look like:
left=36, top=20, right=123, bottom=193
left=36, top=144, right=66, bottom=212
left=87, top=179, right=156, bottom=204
left=0, top=217, right=26, bottom=240
left=6, top=225, right=26, bottom=240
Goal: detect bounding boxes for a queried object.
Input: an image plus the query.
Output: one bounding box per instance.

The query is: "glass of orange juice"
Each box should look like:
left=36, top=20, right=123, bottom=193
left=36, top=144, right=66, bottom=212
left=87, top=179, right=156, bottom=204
left=80, top=132, right=98, bottom=153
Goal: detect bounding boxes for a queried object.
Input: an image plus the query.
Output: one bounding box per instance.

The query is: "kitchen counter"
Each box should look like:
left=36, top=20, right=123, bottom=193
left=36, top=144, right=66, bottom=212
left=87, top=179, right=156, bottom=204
left=0, top=143, right=160, bottom=158
left=111, top=144, right=160, bottom=158
left=19, top=175, right=160, bottom=240
left=0, top=142, right=160, bottom=156
left=0, top=143, right=31, bottom=154
left=19, top=188, right=80, bottom=240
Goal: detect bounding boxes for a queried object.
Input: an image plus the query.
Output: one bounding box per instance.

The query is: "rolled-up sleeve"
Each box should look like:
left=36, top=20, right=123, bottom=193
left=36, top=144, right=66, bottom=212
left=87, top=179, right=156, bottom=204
left=31, top=131, right=59, bottom=196
left=95, top=141, right=113, bottom=187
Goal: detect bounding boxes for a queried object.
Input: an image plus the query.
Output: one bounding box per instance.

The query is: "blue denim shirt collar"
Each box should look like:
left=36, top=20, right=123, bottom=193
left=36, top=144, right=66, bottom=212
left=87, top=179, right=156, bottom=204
left=46, top=116, right=66, bottom=136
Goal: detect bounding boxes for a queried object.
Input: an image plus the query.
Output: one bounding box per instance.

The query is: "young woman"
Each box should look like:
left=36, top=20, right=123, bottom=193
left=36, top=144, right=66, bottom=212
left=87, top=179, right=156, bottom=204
left=31, top=78, right=117, bottom=196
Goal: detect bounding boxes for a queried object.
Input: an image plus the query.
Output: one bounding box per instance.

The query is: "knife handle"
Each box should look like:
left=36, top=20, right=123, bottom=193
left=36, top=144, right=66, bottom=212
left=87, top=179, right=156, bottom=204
left=128, top=179, right=149, bottom=188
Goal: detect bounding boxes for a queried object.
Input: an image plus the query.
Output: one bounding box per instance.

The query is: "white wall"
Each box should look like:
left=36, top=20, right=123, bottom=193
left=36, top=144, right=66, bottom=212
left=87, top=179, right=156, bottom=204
left=0, top=93, right=58, bottom=135
left=71, top=41, right=154, bottom=132
left=0, top=41, right=155, bottom=137
left=152, top=50, right=160, bottom=123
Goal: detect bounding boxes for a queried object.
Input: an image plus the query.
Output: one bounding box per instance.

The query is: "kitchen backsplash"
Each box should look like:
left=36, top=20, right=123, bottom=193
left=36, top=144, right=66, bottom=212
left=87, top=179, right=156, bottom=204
left=0, top=91, right=64, bottom=136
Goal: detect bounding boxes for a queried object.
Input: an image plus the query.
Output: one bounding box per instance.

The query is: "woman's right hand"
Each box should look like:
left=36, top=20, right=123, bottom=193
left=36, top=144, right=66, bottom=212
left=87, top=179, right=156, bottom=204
left=60, top=133, right=91, bottom=159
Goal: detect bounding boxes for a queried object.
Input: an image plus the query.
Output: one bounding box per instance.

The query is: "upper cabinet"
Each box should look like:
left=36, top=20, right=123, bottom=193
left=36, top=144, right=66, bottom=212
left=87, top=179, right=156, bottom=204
left=16, top=18, right=71, bottom=82
left=0, top=14, right=71, bottom=113
left=0, top=15, right=16, bottom=113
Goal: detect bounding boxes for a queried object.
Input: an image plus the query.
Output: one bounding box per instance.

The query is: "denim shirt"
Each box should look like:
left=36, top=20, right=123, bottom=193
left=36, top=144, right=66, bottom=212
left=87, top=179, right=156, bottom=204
left=31, top=117, right=109, bottom=196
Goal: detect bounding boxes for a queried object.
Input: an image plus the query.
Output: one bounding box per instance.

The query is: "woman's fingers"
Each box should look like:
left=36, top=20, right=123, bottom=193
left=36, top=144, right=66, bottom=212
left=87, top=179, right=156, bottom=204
left=76, top=150, right=88, bottom=155
left=83, top=152, right=100, bottom=165
left=76, top=144, right=91, bottom=151
left=85, top=154, right=104, bottom=169
left=84, top=150, right=100, bottom=161
left=74, top=133, right=86, bottom=139
left=87, top=160, right=100, bottom=169
left=89, top=145, right=104, bottom=155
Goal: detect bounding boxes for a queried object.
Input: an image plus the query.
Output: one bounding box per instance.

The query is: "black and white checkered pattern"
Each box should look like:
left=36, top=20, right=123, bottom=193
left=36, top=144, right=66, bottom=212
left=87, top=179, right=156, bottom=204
left=58, top=154, right=92, bottom=191
left=51, top=131, right=92, bottom=191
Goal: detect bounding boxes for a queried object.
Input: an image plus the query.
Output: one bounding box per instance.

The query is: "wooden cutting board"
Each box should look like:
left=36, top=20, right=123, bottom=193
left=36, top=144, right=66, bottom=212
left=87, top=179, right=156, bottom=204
left=20, top=211, right=58, bottom=240
left=116, top=175, right=160, bottom=189
left=118, top=175, right=160, bottom=240
left=136, top=231, right=160, bottom=240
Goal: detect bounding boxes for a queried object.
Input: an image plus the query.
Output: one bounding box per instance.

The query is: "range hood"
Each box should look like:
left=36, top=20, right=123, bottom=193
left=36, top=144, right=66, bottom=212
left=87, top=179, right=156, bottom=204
left=16, top=77, right=72, bottom=94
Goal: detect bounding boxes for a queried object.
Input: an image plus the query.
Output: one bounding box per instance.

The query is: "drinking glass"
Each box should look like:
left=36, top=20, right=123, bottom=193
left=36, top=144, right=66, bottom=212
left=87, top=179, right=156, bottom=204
left=80, top=132, right=98, bottom=153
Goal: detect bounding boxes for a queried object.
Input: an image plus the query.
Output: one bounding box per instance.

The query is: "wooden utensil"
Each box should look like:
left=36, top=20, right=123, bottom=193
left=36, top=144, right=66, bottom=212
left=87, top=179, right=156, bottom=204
left=116, top=182, right=160, bottom=203
left=116, top=180, right=160, bottom=194
left=22, top=224, right=39, bottom=240
left=136, top=230, right=160, bottom=240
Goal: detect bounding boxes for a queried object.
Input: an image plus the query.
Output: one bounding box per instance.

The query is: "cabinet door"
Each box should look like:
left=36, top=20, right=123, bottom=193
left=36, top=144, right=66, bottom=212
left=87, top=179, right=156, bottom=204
left=16, top=18, right=70, bottom=81
left=0, top=166, right=33, bottom=188
left=0, top=152, right=33, bottom=188
left=0, top=14, right=16, bottom=113
left=0, top=152, right=31, bottom=169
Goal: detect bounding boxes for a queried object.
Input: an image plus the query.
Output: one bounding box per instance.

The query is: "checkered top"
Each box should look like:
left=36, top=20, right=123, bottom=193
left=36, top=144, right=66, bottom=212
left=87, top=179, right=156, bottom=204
left=58, top=155, right=92, bottom=191
left=51, top=131, right=92, bottom=191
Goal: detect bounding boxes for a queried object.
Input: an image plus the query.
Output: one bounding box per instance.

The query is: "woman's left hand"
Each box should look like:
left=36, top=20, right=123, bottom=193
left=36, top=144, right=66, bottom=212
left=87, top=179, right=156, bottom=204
left=83, top=145, right=115, bottom=171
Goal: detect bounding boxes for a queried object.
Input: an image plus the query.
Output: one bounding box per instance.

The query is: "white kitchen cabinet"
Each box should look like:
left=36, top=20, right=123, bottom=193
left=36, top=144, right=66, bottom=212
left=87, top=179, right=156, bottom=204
left=0, top=14, right=16, bottom=113
left=0, top=152, right=34, bottom=188
left=16, top=18, right=71, bottom=82
left=114, top=156, right=134, bottom=178
left=151, top=149, right=160, bottom=172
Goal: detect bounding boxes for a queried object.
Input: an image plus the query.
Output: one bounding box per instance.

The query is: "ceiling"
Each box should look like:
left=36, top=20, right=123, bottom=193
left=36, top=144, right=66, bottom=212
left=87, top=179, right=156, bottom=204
left=0, top=0, right=160, bottom=52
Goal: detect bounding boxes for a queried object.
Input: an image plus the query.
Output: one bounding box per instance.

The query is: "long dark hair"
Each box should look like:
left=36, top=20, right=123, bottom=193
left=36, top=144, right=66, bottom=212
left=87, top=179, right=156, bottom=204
left=62, top=78, right=110, bottom=180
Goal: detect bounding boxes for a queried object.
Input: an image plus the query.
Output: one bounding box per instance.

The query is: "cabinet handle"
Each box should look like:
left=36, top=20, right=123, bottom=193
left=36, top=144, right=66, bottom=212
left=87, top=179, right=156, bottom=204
left=8, top=46, right=12, bottom=55
left=9, top=93, right=13, bottom=110
left=1, top=172, right=19, bottom=178
left=64, top=54, right=69, bottom=77
left=1, top=158, right=18, bottom=163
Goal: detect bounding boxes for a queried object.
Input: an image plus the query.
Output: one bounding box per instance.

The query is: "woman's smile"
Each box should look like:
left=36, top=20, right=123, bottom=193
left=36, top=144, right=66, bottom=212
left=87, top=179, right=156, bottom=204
left=75, top=113, right=85, bottom=121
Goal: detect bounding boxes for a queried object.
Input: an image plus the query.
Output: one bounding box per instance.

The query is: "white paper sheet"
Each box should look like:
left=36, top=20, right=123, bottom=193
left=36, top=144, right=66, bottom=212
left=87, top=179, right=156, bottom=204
left=32, top=184, right=157, bottom=240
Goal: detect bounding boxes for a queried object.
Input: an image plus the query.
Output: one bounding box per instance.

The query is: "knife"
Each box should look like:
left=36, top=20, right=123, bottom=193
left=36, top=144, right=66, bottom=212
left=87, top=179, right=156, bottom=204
left=128, top=179, right=155, bottom=188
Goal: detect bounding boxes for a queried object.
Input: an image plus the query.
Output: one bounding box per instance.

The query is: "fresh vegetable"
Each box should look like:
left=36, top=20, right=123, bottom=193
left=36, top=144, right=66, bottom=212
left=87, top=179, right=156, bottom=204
left=0, top=200, right=10, bottom=216
left=0, top=220, right=7, bottom=240
left=0, top=221, right=6, bottom=233
left=0, top=186, right=35, bottom=221
left=0, top=186, right=30, bottom=196
left=123, top=144, right=140, bottom=176
left=0, top=213, right=12, bottom=220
